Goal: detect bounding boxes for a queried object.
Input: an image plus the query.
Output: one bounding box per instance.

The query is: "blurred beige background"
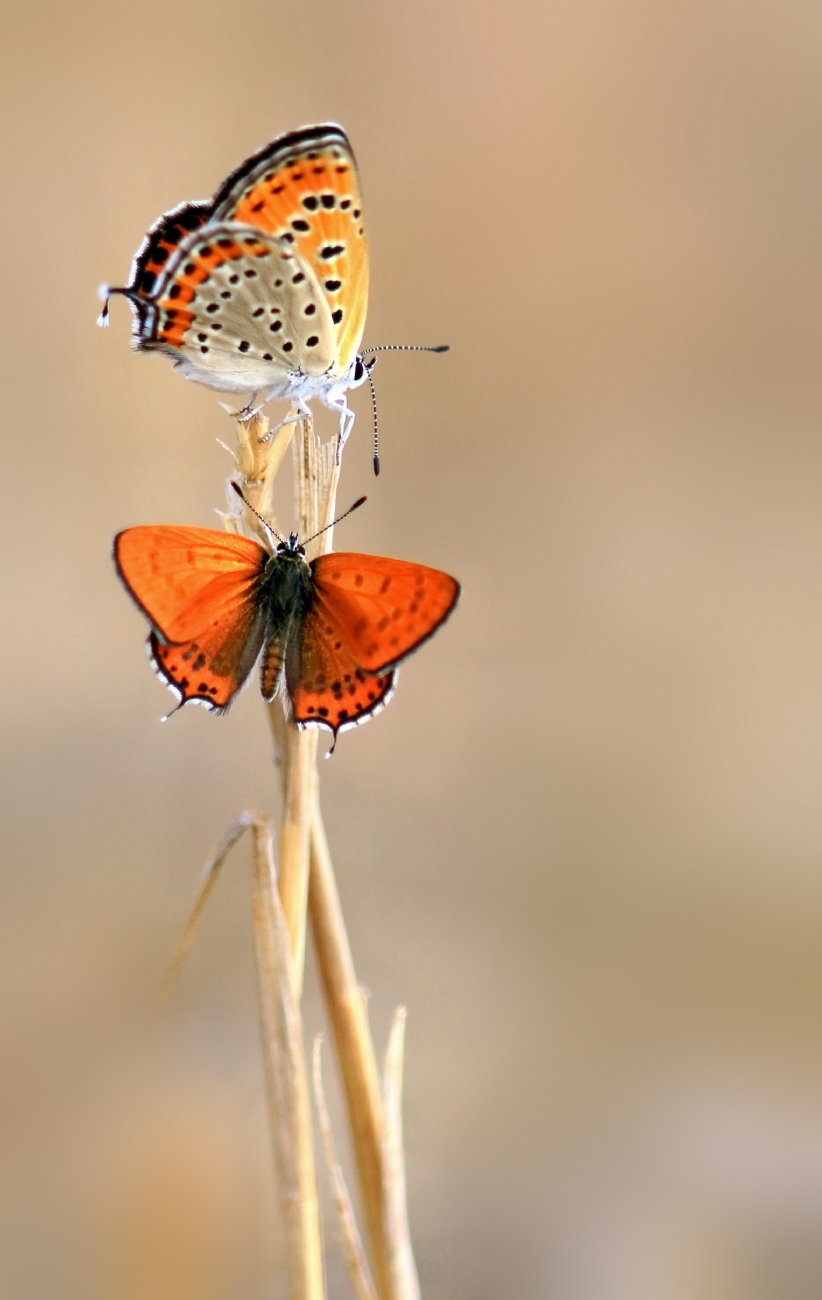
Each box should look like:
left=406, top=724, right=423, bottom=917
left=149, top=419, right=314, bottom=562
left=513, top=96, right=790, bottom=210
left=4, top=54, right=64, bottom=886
left=3, top=0, right=822, bottom=1295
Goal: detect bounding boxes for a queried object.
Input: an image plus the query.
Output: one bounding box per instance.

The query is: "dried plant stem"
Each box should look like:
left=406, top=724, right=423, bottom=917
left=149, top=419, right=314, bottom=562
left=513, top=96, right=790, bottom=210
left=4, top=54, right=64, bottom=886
left=312, top=1037, right=379, bottom=1300
left=197, top=407, right=421, bottom=1300
left=158, top=815, right=255, bottom=1010
left=274, top=416, right=341, bottom=994
left=308, top=805, right=392, bottom=1300
left=232, top=409, right=294, bottom=529
left=227, top=408, right=333, bottom=991
left=160, top=809, right=324, bottom=1300
left=279, top=728, right=318, bottom=991
left=250, top=813, right=324, bottom=1300
left=382, top=1010, right=421, bottom=1300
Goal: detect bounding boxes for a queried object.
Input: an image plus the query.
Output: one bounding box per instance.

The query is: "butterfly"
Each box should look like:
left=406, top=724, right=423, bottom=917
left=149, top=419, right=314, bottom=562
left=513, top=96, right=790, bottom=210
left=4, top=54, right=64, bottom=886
left=113, top=508, right=460, bottom=744
left=99, top=123, right=372, bottom=442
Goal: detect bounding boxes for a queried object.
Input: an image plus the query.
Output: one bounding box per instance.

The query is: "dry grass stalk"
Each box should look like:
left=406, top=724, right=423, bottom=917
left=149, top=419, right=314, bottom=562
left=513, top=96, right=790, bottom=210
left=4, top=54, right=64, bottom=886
left=162, top=407, right=422, bottom=1300
left=160, top=809, right=325, bottom=1300
left=382, top=1010, right=421, bottom=1300
left=230, top=409, right=294, bottom=534
left=308, top=807, right=393, bottom=1299
left=273, top=417, right=340, bottom=992
left=226, top=408, right=333, bottom=991
left=158, top=814, right=257, bottom=1010
left=312, top=1036, right=379, bottom=1300
left=249, top=811, right=324, bottom=1300
left=277, top=727, right=318, bottom=991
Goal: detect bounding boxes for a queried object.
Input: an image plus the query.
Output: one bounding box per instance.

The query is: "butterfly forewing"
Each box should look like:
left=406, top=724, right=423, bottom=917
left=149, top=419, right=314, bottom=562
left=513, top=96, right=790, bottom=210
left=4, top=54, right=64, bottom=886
left=115, top=526, right=268, bottom=643
left=211, top=124, right=368, bottom=375
left=310, top=554, right=460, bottom=673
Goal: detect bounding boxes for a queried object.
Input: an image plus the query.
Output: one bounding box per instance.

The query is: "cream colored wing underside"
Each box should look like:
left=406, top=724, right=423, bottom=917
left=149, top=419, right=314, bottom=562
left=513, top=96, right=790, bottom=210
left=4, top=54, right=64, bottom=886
left=151, top=223, right=336, bottom=381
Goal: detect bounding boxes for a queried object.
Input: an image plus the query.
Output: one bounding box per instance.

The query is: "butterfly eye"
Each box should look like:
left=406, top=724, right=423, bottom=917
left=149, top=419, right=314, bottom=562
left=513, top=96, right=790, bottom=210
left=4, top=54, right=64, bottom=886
left=352, top=357, right=365, bottom=384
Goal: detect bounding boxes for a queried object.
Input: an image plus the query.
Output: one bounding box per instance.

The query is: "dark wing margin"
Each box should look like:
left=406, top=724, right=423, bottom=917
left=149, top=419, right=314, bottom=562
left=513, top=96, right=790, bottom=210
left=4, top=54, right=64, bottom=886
left=210, top=123, right=353, bottom=217
left=99, top=199, right=212, bottom=340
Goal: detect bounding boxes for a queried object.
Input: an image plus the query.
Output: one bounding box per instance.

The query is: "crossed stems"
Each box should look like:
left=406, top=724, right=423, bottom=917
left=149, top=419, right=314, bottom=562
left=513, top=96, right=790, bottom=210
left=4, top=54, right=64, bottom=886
left=163, top=410, right=420, bottom=1300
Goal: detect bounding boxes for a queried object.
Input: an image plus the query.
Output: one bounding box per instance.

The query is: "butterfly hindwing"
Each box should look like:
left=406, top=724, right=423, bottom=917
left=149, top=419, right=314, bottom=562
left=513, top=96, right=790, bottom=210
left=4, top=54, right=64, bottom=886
left=149, top=603, right=268, bottom=713
left=210, top=123, right=368, bottom=376
left=120, top=201, right=212, bottom=339
left=129, top=201, right=213, bottom=294
left=309, top=553, right=461, bottom=673
left=286, top=601, right=396, bottom=735
left=133, top=224, right=336, bottom=390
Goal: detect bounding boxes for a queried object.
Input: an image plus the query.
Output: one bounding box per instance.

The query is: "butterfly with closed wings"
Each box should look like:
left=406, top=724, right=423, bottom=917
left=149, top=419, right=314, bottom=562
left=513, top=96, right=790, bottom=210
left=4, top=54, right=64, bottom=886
left=114, top=491, right=460, bottom=746
left=98, top=123, right=447, bottom=466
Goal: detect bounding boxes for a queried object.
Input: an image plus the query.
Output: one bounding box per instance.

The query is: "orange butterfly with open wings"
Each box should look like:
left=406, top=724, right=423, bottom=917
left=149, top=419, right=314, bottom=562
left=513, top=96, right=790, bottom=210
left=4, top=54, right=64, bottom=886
left=114, top=517, right=460, bottom=743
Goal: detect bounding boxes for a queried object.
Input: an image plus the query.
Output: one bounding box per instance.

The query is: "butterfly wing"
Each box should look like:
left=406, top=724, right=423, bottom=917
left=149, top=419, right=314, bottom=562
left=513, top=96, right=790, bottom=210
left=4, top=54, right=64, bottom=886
left=286, top=554, right=459, bottom=738
left=115, top=526, right=269, bottom=712
left=126, top=223, right=336, bottom=392
left=310, top=554, right=460, bottom=671
left=211, top=123, right=368, bottom=376
left=106, top=200, right=212, bottom=341
left=286, top=609, right=397, bottom=736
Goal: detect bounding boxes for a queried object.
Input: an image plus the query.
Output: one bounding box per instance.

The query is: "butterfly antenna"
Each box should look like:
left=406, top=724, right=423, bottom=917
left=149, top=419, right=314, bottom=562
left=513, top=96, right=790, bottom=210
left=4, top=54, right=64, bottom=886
left=361, top=343, right=449, bottom=355
left=230, top=481, right=287, bottom=546
left=367, top=364, right=380, bottom=476
left=96, top=283, right=145, bottom=328
left=303, top=495, right=368, bottom=547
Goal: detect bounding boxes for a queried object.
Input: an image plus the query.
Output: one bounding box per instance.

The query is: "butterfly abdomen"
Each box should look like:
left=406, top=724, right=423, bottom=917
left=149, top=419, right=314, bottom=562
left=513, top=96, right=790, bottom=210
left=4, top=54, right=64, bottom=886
left=259, top=635, right=286, bottom=701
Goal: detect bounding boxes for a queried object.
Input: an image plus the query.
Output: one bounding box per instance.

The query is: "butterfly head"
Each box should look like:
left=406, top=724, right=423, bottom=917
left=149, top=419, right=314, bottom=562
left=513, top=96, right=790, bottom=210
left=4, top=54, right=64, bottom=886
left=347, top=353, right=376, bottom=390
left=276, top=533, right=306, bottom=558
left=231, top=480, right=367, bottom=561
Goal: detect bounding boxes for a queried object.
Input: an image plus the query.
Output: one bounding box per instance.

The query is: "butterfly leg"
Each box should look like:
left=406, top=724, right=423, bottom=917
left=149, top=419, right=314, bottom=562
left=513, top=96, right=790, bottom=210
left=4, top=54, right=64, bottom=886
left=257, top=398, right=315, bottom=445
left=237, top=391, right=262, bottom=420
left=323, top=395, right=355, bottom=463
left=228, top=388, right=280, bottom=422
left=222, top=386, right=292, bottom=422
left=219, top=393, right=266, bottom=421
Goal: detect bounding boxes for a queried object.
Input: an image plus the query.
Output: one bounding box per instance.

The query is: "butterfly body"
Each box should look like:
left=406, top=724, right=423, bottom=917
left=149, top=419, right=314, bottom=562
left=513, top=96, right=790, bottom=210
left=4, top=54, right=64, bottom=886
left=101, top=124, right=370, bottom=436
left=114, top=525, right=459, bottom=741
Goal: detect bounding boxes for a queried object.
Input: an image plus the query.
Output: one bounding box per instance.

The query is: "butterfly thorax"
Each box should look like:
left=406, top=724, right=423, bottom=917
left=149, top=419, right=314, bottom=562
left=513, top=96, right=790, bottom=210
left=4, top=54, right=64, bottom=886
left=259, top=543, right=313, bottom=629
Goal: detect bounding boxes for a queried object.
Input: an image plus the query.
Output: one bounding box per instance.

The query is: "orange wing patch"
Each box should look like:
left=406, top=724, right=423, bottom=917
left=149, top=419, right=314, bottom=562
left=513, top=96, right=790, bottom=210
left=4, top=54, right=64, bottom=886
left=211, top=124, right=368, bottom=375
left=310, top=554, right=460, bottom=673
left=114, top=526, right=267, bottom=643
